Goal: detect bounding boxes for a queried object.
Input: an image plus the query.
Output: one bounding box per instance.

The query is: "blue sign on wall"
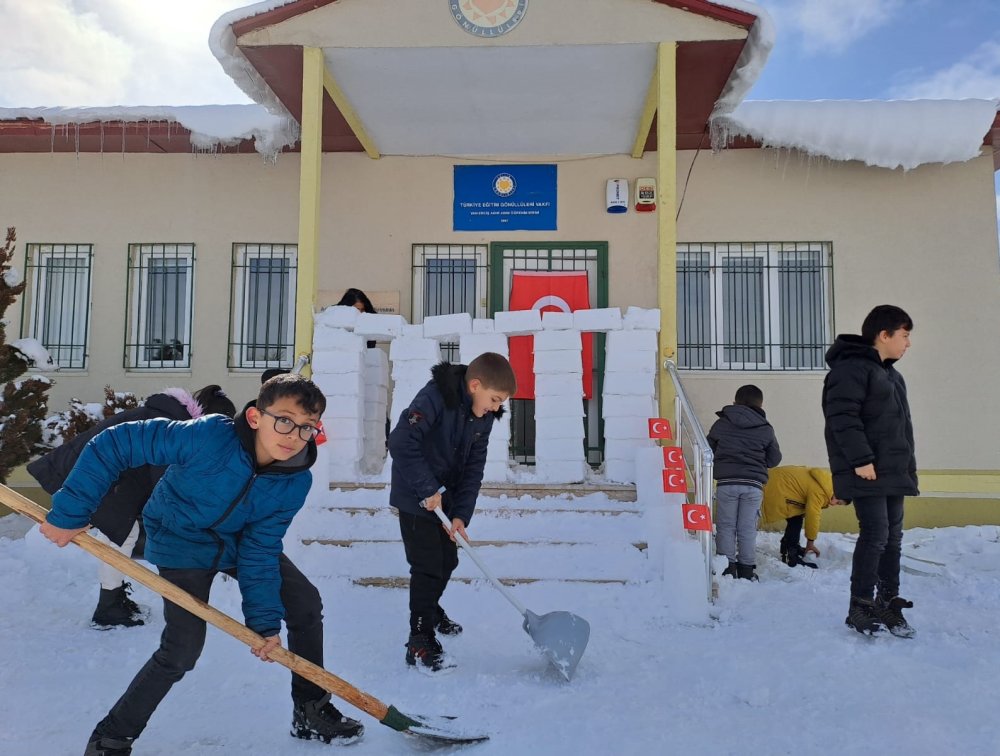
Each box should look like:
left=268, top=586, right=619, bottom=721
left=453, top=164, right=557, bottom=231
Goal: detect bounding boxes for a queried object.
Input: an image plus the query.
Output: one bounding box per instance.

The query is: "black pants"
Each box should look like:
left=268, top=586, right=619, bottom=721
left=850, top=495, right=904, bottom=600
left=398, top=510, right=458, bottom=636
left=96, top=554, right=325, bottom=739
left=781, top=515, right=804, bottom=550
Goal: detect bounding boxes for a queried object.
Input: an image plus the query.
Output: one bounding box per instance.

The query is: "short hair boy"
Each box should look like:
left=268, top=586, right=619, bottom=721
left=823, top=304, right=918, bottom=636
left=387, top=352, right=515, bottom=673
left=707, top=384, right=782, bottom=581
left=40, top=375, right=365, bottom=753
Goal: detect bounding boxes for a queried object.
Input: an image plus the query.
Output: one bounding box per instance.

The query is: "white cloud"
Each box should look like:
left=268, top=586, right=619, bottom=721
left=762, top=0, right=904, bottom=54
left=890, top=39, right=1000, bottom=100
left=0, top=0, right=252, bottom=107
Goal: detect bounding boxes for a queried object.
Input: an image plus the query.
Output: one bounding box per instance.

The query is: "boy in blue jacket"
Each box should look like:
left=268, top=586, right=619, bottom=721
left=388, top=353, right=516, bottom=673
left=40, top=374, right=364, bottom=755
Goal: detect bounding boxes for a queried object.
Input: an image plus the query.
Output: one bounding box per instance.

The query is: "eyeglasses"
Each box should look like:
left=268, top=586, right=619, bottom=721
left=258, top=408, right=320, bottom=442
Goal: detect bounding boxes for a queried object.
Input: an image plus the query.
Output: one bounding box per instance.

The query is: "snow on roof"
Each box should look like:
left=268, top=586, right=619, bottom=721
left=712, top=98, right=1000, bottom=170
left=0, top=104, right=296, bottom=159
left=706, top=0, right=774, bottom=117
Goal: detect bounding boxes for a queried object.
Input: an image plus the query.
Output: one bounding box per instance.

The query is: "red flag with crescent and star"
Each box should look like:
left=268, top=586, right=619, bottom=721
left=662, top=446, right=684, bottom=469
left=662, top=469, right=688, bottom=493
left=648, top=418, right=672, bottom=439
left=682, top=503, right=713, bottom=532
left=508, top=271, right=593, bottom=399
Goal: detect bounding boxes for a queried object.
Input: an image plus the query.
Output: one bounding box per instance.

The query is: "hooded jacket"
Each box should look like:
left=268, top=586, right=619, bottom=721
left=46, top=405, right=316, bottom=637
left=822, top=334, right=919, bottom=500
left=27, top=389, right=202, bottom=545
left=707, top=404, right=782, bottom=487
left=760, top=466, right=834, bottom=542
left=388, top=362, right=502, bottom=526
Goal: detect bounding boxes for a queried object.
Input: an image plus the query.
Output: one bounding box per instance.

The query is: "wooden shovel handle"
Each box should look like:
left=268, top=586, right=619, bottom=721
left=0, top=484, right=388, bottom=721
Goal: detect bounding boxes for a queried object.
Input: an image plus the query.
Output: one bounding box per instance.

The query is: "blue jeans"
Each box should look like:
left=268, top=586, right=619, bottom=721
left=850, top=495, right=904, bottom=600
left=714, top=484, right=762, bottom=566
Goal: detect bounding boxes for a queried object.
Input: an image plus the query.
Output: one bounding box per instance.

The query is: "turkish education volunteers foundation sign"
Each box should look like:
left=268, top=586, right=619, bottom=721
left=454, top=164, right=557, bottom=231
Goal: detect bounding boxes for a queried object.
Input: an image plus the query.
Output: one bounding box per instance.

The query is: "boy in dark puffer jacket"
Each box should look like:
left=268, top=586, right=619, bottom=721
left=708, top=384, right=782, bottom=581
left=823, top=304, right=919, bottom=637
left=388, top=352, right=516, bottom=674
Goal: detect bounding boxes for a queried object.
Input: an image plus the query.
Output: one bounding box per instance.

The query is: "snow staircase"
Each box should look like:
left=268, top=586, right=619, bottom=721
left=292, top=483, right=646, bottom=587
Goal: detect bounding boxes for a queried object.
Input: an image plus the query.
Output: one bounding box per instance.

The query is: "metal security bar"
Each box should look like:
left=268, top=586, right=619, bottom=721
left=124, top=243, right=195, bottom=369
left=21, top=243, right=93, bottom=369
left=678, top=242, right=833, bottom=371
left=411, top=244, right=488, bottom=362
left=229, top=243, right=297, bottom=369
left=665, top=358, right=715, bottom=603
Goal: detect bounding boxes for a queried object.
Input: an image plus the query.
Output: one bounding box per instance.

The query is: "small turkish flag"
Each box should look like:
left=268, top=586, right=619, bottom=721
left=662, top=446, right=684, bottom=469
left=682, top=504, right=712, bottom=532
left=648, top=418, right=672, bottom=439
left=314, top=420, right=327, bottom=446
left=662, top=469, right=687, bottom=493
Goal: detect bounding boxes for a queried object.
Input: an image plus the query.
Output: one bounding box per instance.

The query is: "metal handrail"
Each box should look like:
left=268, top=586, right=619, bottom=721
left=664, top=359, right=715, bottom=602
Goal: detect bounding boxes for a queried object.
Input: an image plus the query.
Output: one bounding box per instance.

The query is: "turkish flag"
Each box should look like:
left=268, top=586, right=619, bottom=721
left=682, top=503, right=713, bottom=532
left=508, top=271, right=593, bottom=399
left=662, top=469, right=688, bottom=493
left=314, top=420, right=327, bottom=446
left=648, top=418, right=672, bottom=439
left=662, top=446, right=684, bottom=469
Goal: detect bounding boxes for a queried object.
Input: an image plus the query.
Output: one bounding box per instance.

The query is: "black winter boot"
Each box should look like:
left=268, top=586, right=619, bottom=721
left=874, top=594, right=915, bottom=638
left=721, top=561, right=738, bottom=578
left=92, top=584, right=147, bottom=629
left=84, top=731, right=134, bottom=755
left=435, top=606, right=463, bottom=636
left=736, top=563, right=759, bottom=581
left=291, top=693, right=365, bottom=744
left=781, top=544, right=818, bottom=569
left=405, top=633, right=456, bottom=674
left=845, top=597, right=886, bottom=635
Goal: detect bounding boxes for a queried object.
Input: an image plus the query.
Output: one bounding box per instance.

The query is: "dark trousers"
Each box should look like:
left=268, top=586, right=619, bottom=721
left=781, top=515, right=804, bottom=550
left=398, top=510, right=458, bottom=636
left=96, top=554, right=325, bottom=739
left=850, top=495, right=904, bottom=600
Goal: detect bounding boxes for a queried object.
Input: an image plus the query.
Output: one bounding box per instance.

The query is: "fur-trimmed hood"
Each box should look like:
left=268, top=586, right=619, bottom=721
left=431, top=361, right=505, bottom=419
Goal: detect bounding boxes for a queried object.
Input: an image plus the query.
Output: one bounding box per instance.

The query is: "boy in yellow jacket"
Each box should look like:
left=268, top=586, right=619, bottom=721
left=760, top=466, right=845, bottom=568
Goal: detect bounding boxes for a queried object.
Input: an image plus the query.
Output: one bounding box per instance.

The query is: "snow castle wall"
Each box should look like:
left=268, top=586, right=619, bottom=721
left=311, top=305, right=661, bottom=485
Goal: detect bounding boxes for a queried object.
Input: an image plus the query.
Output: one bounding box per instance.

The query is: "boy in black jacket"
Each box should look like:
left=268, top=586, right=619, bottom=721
left=707, top=384, right=782, bottom=581
left=388, top=352, right=516, bottom=673
left=823, top=305, right=918, bottom=637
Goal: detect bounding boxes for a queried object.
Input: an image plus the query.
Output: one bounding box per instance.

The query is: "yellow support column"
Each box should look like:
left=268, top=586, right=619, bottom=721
left=295, top=46, right=324, bottom=373
left=656, top=42, right=678, bottom=419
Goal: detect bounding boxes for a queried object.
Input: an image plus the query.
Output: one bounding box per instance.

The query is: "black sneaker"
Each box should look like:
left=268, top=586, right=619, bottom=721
left=92, top=584, right=147, bottom=629
left=436, top=607, right=463, bottom=637
left=874, top=595, right=916, bottom=638
left=84, top=732, right=134, bottom=756
left=781, top=545, right=818, bottom=569
left=736, top=563, right=759, bottom=582
left=721, top=562, right=738, bottom=578
left=845, top=597, right=886, bottom=635
left=405, top=633, right=456, bottom=674
left=291, top=693, right=365, bottom=744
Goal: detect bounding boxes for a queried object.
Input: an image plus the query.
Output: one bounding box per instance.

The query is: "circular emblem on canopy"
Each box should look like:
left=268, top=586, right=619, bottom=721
left=450, top=0, right=528, bottom=38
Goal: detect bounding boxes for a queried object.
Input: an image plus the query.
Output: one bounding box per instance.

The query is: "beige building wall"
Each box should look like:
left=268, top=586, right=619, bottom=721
left=2, top=147, right=998, bottom=474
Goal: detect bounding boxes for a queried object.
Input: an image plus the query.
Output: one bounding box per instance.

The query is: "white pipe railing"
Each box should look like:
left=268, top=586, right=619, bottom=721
left=664, top=359, right=715, bottom=602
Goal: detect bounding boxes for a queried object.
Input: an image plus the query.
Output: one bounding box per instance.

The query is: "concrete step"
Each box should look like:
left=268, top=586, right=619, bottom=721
left=329, top=481, right=638, bottom=502
left=303, top=537, right=648, bottom=551
left=351, top=576, right=627, bottom=588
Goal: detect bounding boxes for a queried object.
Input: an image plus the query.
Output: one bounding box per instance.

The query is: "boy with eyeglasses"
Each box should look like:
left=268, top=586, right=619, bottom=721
left=40, top=374, right=364, bottom=755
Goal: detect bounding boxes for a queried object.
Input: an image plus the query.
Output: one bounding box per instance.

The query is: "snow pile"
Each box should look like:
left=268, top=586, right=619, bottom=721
left=709, top=0, right=775, bottom=118
left=713, top=98, right=1000, bottom=170
left=3, top=266, right=22, bottom=288
left=8, top=338, right=57, bottom=370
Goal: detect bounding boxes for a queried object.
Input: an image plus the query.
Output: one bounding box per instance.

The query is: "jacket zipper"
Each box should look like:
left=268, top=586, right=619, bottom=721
left=207, top=471, right=258, bottom=569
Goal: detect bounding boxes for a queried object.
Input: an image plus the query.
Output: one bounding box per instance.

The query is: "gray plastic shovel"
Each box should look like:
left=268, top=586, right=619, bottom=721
left=427, top=505, right=590, bottom=681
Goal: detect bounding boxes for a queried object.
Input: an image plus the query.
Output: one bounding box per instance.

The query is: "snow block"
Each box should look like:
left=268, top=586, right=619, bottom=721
left=573, top=307, right=622, bottom=332
left=314, top=371, right=364, bottom=397
left=354, top=312, right=405, bottom=338
left=422, top=313, right=473, bottom=341
left=533, top=350, right=584, bottom=374
left=541, top=311, right=575, bottom=330
left=533, top=329, right=583, bottom=352
left=602, top=371, right=655, bottom=396
left=533, top=460, right=588, bottom=483
left=603, top=458, right=635, bottom=484
left=313, top=328, right=365, bottom=353
left=389, top=338, right=441, bottom=362
left=604, top=415, right=653, bottom=440
left=459, top=333, right=510, bottom=362
left=623, top=306, right=661, bottom=331
left=534, top=417, right=585, bottom=440
left=603, top=350, right=657, bottom=373
left=402, top=324, right=424, bottom=337
left=534, top=395, right=586, bottom=418
left=364, top=384, right=388, bottom=404
left=472, top=318, right=496, bottom=334
left=604, top=438, right=654, bottom=461
left=364, top=348, right=389, bottom=369
left=323, top=394, right=364, bottom=420
left=603, top=395, right=657, bottom=418
left=323, top=437, right=365, bottom=459
left=606, top=329, right=658, bottom=354
left=482, top=460, right=510, bottom=482
left=534, top=373, right=584, bottom=397
left=534, top=437, right=585, bottom=462
left=391, top=363, right=434, bottom=386
left=315, top=305, right=359, bottom=330
left=311, top=350, right=364, bottom=375
left=494, top=309, right=542, bottom=335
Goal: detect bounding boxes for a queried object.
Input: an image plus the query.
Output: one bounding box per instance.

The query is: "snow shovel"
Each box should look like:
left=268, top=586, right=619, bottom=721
left=0, top=485, right=488, bottom=745
left=426, top=502, right=590, bottom=681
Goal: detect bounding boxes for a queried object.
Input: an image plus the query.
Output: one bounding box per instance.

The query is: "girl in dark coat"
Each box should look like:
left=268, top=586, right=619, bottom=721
left=27, top=385, right=236, bottom=628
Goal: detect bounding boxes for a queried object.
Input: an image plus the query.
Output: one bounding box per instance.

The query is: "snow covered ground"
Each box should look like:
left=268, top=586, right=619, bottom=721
left=2, top=491, right=999, bottom=755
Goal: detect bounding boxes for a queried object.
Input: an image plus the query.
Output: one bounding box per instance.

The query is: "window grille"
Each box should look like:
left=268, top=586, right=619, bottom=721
left=229, top=243, right=297, bottom=369
left=677, top=242, right=833, bottom=371
left=125, top=243, right=195, bottom=369
left=21, top=244, right=93, bottom=369
left=411, top=244, right=488, bottom=362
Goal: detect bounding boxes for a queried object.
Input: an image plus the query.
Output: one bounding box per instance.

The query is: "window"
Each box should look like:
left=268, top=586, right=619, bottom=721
left=412, top=244, right=488, bottom=360
left=677, top=242, right=833, bottom=370
left=21, top=244, right=93, bottom=369
left=229, top=243, right=297, bottom=369
left=125, top=244, right=195, bottom=369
